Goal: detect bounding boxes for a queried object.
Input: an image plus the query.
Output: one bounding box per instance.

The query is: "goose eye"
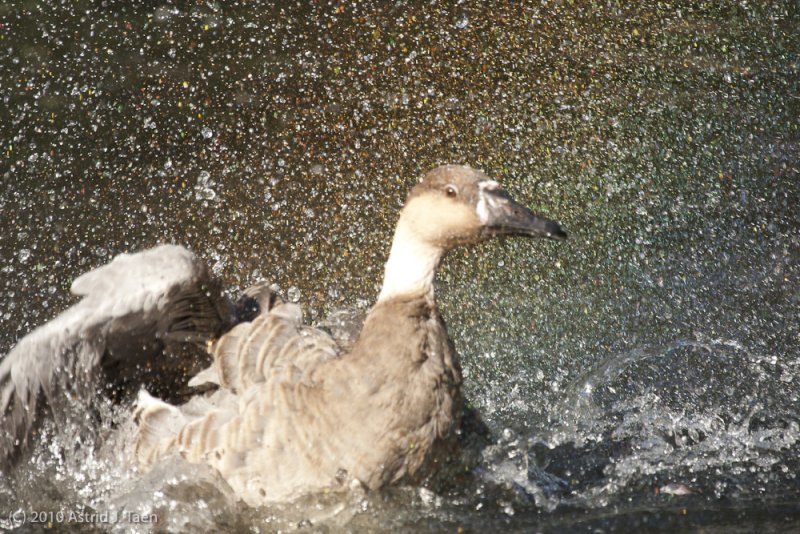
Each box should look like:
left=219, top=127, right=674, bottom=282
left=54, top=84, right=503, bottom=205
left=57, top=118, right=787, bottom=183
left=444, top=185, right=458, bottom=198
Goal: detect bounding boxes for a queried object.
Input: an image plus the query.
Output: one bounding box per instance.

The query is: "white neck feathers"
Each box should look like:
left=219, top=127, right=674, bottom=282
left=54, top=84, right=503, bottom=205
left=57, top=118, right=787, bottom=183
left=377, top=218, right=443, bottom=302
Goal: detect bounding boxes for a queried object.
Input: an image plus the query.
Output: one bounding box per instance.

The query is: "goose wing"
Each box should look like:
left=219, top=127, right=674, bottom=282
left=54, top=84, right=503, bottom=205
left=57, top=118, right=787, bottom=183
left=134, top=287, right=344, bottom=502
left=0, top=244, right=234, bottom=464
left=207, top=289, right=341, bottom=392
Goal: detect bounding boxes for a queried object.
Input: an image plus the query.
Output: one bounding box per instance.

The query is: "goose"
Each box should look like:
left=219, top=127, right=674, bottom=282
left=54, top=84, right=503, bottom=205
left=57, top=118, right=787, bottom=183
left=0, top=165, right=566, bottom=505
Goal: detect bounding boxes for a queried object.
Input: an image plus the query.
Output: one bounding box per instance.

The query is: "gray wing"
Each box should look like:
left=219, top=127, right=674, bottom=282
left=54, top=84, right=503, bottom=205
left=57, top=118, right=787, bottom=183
left=0, top=244, right=235, bottom=465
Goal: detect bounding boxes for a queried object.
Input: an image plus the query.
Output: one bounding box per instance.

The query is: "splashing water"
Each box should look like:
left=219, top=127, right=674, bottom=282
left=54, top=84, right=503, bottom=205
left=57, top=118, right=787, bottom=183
left=1, top=1, right=798, bottom=531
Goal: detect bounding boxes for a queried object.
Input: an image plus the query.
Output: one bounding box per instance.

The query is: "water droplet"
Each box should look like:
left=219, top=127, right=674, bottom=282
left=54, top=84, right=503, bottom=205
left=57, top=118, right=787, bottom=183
left=195, top=171, right=217, bottom=200
left=287, top=286, right=300, bottom=303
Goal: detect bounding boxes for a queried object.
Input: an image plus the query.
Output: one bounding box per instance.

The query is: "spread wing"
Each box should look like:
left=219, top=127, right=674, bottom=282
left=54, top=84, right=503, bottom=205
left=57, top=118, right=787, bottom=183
left=0, top=245, right=235, bottom=465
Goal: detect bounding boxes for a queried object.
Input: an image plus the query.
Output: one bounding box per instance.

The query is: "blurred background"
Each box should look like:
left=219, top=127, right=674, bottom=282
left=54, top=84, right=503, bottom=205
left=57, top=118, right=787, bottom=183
left=1, top=1, right=798, bottom=531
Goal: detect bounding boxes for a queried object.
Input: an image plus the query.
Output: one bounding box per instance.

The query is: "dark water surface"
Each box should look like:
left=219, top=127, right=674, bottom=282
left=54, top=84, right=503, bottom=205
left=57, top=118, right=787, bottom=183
left=1, top=1, right=799, bottom=532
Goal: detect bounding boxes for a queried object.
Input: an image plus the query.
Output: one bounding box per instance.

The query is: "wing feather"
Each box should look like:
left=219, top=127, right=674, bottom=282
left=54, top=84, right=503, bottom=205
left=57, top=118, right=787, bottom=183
left=134, top=288, right=343, bottom=483
left=0, top=245, right=234, bottom=465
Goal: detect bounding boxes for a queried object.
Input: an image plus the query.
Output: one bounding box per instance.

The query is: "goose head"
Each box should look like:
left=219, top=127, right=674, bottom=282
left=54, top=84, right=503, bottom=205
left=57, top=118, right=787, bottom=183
left=378, top=165, right=567, bottom=301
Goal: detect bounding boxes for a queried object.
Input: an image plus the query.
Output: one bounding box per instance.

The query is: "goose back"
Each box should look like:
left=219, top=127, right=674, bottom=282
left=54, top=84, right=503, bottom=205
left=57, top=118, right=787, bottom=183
left=134, top=291, right=463, bottom=504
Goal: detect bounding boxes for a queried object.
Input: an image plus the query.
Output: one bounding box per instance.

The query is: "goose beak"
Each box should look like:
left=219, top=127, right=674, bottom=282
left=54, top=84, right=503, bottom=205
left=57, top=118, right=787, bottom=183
left=478, top=187, right=568, bottom=241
